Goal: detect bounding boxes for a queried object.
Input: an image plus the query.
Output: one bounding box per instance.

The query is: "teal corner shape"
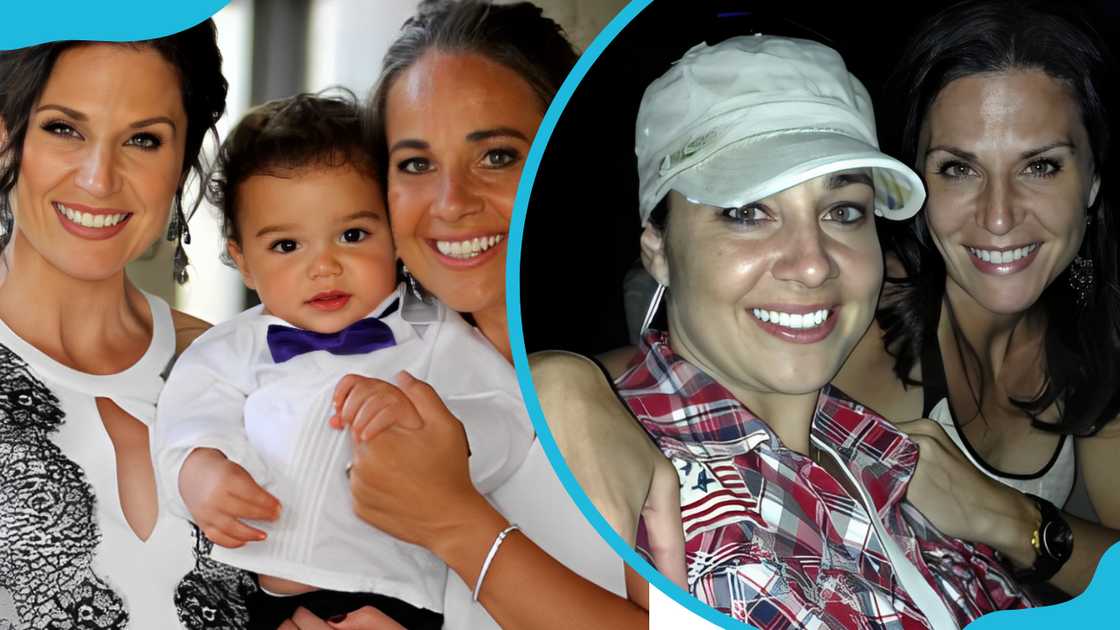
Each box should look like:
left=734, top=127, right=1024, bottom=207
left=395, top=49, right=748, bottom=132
left=0, top=1, right=229, bottom=50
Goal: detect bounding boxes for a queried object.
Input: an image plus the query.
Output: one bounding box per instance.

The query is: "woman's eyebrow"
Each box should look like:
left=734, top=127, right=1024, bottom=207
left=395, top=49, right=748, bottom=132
left=130, top=116, right=178, bottom=134
left=828, top=172, right=873, bottom=189
left=466, top=127, right=529, bottom=142
left=924, top=145, right=977, bottom=161
left=1020, top=140, right=1075, bottom=159
left=36, top=103, right=86, bottom=120
left=389, top=138, right=429, bottom=154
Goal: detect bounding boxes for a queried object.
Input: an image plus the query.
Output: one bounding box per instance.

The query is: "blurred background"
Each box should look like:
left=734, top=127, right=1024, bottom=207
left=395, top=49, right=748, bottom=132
left=131, top=0, right=629, bottom=325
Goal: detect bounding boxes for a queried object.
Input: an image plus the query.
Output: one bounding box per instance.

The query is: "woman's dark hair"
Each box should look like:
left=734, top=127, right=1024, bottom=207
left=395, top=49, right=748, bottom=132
left=366, top=0, right=578, bottom=185
left=879, top=0, right=1120, bottom=435
left=0, top=19, right=228, bottom=281
left=207, top=90, right=374, bottom=247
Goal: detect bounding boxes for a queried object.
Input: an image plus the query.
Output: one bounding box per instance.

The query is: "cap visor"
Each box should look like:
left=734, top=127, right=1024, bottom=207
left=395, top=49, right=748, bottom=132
left=671, top=132, right=924, bottom=220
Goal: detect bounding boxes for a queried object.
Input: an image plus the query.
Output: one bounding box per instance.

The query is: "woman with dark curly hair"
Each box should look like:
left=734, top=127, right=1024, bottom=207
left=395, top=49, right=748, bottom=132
left=0, top=22, right=247, bottom=628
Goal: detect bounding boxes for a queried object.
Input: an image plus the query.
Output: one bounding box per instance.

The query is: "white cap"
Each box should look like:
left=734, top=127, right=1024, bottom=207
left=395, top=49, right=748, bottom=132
left=635, top=35, right=925, bottom=224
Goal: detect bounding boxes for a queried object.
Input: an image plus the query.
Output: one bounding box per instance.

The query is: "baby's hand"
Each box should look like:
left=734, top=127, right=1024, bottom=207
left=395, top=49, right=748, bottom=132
left=331, top=373, right=424, bottom=441
left=179, top=447, right=281, bottom=548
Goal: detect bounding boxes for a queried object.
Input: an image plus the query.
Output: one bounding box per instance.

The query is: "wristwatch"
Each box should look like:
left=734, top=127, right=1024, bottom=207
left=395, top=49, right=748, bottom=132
left=1013, top=493, right=1073, bottom=584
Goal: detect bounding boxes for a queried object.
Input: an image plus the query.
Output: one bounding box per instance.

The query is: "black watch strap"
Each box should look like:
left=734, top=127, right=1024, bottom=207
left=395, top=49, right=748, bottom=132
left=1013, top=493, right=1073, bottom=584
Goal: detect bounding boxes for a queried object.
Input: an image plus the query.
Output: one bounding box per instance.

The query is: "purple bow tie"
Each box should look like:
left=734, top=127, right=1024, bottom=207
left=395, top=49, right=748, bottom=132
left=267, top=310, right=397, bottom=363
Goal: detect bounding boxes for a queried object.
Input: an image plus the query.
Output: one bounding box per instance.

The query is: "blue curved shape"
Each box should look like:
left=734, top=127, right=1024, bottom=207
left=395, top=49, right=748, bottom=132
left=0, top=1, right=228, bottom=50
left=967, top=542, right=1120, bottom=629
left=504, top=2, right=1120, bottom=630
left=505, top=0, right=749, bottom=628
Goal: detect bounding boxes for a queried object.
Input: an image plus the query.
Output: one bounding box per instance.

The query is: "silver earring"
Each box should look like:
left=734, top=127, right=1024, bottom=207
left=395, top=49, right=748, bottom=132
left=640, top=284, right=666, bottom=334
left=1069, top=254, right=1094, bottom=307
left=1069, top=214, right=1096, bottom=306
left=167, top=203, right=191, bottom=284
left=402, top=264, right=424, bottom=301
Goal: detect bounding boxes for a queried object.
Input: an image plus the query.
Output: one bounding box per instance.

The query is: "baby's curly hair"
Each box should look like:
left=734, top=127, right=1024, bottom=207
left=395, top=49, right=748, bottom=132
left=207, top=90, right=378, bottom=249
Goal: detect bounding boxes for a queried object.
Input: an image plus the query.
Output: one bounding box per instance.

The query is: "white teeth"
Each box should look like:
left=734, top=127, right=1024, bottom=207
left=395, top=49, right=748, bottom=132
left=752, top=308, right=830, bottom=330
left=55, top=203, right=128, bottom=229
left=968, top=243, right=1037, bottom=264
left=436, top=234, right=504, bottom=259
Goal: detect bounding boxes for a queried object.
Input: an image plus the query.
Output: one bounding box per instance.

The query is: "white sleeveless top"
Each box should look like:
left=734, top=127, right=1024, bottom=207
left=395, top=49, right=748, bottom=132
left=0, top=292, right=249, bottom=629
left=928, top=398, right=1076, bottom=507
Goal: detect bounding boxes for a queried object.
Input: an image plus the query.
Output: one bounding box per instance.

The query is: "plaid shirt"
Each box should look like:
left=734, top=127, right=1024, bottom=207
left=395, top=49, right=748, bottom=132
left=618, top=331, right=1032, bottom=629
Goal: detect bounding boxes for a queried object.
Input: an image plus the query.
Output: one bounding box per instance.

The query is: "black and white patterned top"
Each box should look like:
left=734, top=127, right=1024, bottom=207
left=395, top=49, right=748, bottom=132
left=0, top=292, right=253, bottom=629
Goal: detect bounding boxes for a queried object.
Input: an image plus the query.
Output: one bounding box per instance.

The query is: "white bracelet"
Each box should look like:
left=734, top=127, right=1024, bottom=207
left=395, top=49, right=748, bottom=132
left=472, top=524, right=520, bottom=602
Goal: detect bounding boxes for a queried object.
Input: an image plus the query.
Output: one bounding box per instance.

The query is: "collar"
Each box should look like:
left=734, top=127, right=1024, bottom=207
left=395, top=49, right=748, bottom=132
left=619, top=330, right=918, bottom=509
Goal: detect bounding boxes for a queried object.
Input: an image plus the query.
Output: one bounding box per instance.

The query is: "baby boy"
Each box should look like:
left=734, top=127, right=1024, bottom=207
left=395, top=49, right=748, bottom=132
left=154, top=93, right=531, bottom=628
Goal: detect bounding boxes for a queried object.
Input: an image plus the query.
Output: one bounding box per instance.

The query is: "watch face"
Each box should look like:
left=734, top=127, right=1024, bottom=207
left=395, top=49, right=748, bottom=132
left=1041, top=519, right=1074, bottom=562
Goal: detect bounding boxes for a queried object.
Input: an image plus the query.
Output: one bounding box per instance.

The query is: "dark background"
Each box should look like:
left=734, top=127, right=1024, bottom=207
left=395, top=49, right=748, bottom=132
left=519, top=0, right=1120, bottom=356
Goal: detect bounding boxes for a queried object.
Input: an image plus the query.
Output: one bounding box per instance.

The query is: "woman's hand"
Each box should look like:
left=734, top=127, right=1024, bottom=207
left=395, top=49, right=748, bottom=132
left=346, top=370, right=483, bottom=551
left=899, top=417, right=1120, bottom=595
left=530, top=351, right=687, bottom=588
left=895, top=418, right=1038, bottom=563
left=343, top=369, right=652, bottom=628
left=277, top=606, right=404, bottom=630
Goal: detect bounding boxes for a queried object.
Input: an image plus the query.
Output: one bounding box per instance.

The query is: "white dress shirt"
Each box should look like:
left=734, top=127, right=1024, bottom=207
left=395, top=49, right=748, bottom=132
left=154, top=286, right=533, bottom=613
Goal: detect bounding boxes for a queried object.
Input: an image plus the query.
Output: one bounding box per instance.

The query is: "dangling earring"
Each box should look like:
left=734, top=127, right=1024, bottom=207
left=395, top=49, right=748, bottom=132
left=402, top=264, right=424, bottom=301
left=167, top=202, right=191, bottom=284
left=1069, top=215, right=1095, bottom=306
left=640, top=284, right=666, bottom=334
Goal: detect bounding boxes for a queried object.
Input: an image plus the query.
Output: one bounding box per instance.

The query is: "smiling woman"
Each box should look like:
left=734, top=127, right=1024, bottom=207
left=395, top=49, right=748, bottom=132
left=318, top=3, right=660, bottom=630
left=14, top=46, right=188, bottom=281
left=0, top=23, right=235, bottom=629
left=920, top=70, right=1099, bottom=317
left=646, top=176, right=882, bottom=412
left=832, top=0, right=1120, bottom=600
left=382, top=49, right=541, bottom=362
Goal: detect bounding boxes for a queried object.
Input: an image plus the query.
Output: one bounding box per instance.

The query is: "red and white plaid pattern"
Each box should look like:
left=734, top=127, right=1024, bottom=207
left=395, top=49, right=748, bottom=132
left=619, top=331, right=1032, bottom=628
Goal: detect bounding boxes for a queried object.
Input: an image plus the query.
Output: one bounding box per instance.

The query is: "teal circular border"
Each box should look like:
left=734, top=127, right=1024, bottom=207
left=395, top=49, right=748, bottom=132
left=504, top=1, right=1120, bottom=629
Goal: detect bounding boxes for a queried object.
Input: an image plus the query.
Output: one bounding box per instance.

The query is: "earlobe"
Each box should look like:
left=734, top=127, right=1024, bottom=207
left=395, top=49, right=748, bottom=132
left=639, top=224, right=671, bottom=287
left=226, top=241, right=255, bottom=290
left=1089, top=175, right=1101, bottom=209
